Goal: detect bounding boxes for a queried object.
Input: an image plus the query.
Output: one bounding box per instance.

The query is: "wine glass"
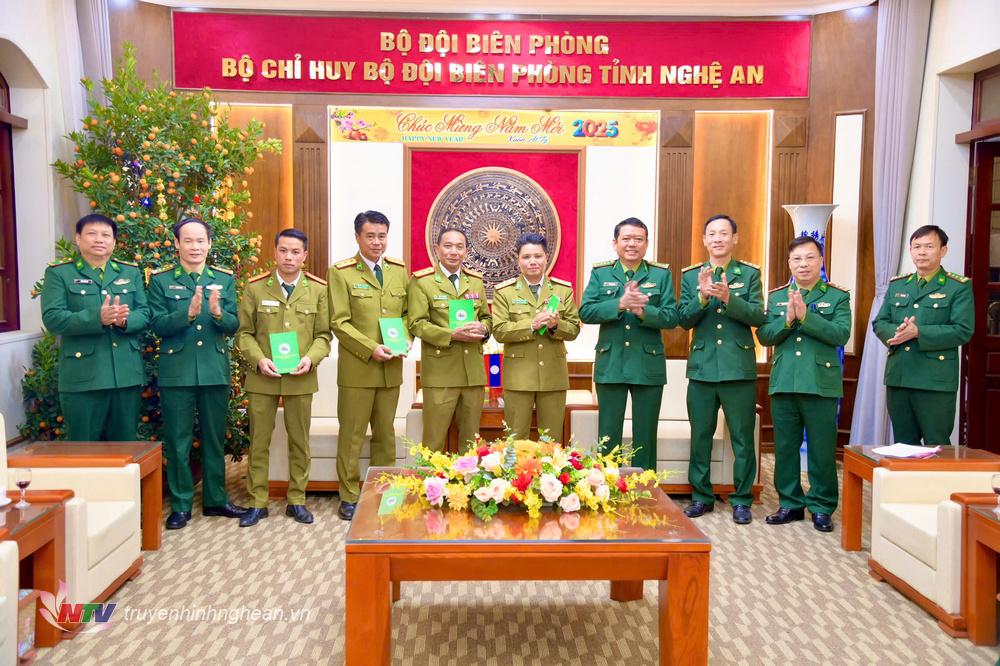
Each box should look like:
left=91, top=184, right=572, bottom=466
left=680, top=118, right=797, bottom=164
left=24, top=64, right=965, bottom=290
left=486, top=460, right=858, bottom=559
left=992, top=473, right=1000, bottom=516
left=13, top=468, right=31, bottom=510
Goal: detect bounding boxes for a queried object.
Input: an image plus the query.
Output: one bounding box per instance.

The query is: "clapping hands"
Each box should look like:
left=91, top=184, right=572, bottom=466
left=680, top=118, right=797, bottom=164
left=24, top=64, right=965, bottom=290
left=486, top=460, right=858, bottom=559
left=100, top=295, right=129, bottom=327
left=619, top=281, right=649, bottom=316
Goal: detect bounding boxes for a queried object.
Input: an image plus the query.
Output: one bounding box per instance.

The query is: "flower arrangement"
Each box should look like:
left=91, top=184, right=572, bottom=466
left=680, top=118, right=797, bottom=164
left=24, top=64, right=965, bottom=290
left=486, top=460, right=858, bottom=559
left=380, top=436, right=672, bottom=522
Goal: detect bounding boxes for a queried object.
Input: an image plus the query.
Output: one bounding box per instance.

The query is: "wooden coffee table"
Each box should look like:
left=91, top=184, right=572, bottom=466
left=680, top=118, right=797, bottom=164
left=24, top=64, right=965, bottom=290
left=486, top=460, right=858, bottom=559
left=962, top=500, right=1000, bottom=645
left=8, top=441, right=163, bottom=550
left=841, top=445, right=1000, bottom=551
left=0, top=489, right=72, bottom=647
left=345, top=467, right=711, bottom=665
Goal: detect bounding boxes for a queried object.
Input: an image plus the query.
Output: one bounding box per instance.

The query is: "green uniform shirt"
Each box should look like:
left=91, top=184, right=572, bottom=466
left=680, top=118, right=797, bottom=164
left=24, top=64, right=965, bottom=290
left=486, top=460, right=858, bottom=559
left=236, top=270, right=332, bottom=396
left=873, top=268, right=973, bottom=393
left=327, top=254, right=410, bottom=389
left=149, top=265, right=238, bottom=387
left=579, top=259, right=678, bottom=385
left=492, top=275, right=580, bottom=392
left=757, top=280, right=851, bottom=398
left=407, top=264, right=492, bottom=388
left=678, top=259, right=764, bottom=382
left=40, top=257, right=150, bottom=392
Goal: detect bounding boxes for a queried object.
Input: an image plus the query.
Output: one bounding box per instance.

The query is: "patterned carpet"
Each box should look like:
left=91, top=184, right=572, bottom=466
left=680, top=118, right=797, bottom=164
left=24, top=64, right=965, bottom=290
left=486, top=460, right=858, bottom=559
left=35, top=455, right=1000, bottom=665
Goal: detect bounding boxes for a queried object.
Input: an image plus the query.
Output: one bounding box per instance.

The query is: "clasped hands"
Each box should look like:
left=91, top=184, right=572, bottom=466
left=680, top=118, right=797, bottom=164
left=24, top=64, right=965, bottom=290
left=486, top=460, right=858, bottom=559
left=451, top=321, right=488, bottom=342
left=886, top=316, right=919, bottom=346
left=258, top=356, right=312, bottom=378
left=531, top=310, right=560, bottom=332
left=697, top=267, right=731, bottom=304
left=187, top=286, right=223, bottom=320
left=99, top=295, right=130, bottom=327
left=618, top=281, right=648, bottom=317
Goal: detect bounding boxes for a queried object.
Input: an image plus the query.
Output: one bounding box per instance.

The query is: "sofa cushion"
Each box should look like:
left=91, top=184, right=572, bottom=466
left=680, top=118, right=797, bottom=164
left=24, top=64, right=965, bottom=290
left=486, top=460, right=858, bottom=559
left=87, top=501, right=138, bottom=566
left=879, top=503, right=938, bottom=569
left=620, top=421, right=724, bottom=461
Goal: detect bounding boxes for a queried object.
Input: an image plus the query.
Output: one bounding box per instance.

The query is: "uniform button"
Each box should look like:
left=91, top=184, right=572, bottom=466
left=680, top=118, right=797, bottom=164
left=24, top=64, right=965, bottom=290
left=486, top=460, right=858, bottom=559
left=197, top=340, right=203, bottom=347
left=101, top=290, right=107, bottom=295
left=716, top=339, right=722, bottom=345
left=112, top=342, right=118, bottom=348
left=938, top=355, right=945, bottom=361
left=123, top=289, right=128, bottom=294
left=168, top=349, right=174, bottom=354
left=625, top=325, right=631, bottom=330
left=539, top=361, right=545, bottom=366
left=80, top=290, right=87, bottom=295
left=196, top=324, right=203, bottom=331
left=796, top=337, right=802, bottom=342
left=625, top=341, right=630, bottom=347
left=795, top=351, right=802, bottom=356
left=716, top=324, right=722, bottom=329
left=381, top=308, right=387, bottom=313
left=904, top=346, right=910, bottom=352
left=175, top=295, right=180, bottom=300
left=74, top=352, right=82, bottom=358
left=933, top=304, right=938, bottom=309
left=825, top=362, right=831, bottom=368
left=435, top=349, right=440, bottom=355
left=715, top=308, right=722, bottom=314
left=285, top=322, right=291, bottom=328
left=304, top=309, right=309, bottom=314
left=913, top=303, right=919, bottom=309
left=895, top=302, right=899, bottom=306
left=538, top=343, right=543, bottom=349
left=464, top=349, right=468, bottom=354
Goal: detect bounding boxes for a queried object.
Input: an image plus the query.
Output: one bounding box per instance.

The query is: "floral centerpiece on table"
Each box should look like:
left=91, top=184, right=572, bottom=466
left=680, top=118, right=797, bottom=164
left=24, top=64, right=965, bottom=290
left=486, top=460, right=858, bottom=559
left=380, top=436, right=672, bottom=522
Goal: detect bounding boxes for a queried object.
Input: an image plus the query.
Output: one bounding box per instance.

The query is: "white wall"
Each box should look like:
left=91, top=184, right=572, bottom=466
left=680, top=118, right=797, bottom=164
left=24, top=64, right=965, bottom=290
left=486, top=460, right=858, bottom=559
left=0, top=0, right=87, bottom=440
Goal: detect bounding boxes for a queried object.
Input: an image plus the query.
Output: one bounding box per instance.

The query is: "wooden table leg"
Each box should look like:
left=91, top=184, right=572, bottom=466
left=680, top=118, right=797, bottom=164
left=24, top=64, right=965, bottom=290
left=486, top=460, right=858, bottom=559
left=141, top=463, right=163, bottom=551
left=610, top=580, right=644, bottom=602
left=33, top=512, right=66, bottom=648
left=659, top=553, right=709, bottom=665
left=968, top=529, right=998, bottom=646
left=841, top=462, right=863, bottom=551
left=392, top=580, right=401, bottom=603
left=345, top=554, right=392, bottom=665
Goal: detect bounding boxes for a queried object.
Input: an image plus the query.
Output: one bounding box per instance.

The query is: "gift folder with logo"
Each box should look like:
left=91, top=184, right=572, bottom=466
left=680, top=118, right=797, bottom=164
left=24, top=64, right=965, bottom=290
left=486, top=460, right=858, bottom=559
left=449, top=299, right=475, bottom=329
left=379, top=317, right=408, bottom=355
left=269, top=331, right=300, bottom=374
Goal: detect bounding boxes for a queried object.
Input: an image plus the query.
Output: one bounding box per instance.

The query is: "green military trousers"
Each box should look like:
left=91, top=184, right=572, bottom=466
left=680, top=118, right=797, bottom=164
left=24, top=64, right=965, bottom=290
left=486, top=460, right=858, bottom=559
left=247, top=392, right=313, bottom=508
left=595, top=383, right=663, bottom=471
left=422, top=386, right=484, bottom=452
left=336, top=386, right=400, bottom=504
left=160, top=385, right=230, bottom=512
left=771, top=392, right=839, bottom=515
left=686, top=379, right=757, bottom=506
left=886, top=386, right=956, bottom=446
left=503, top=390, right=566, bottom=441
left=61, top=387, right=141, bottom=442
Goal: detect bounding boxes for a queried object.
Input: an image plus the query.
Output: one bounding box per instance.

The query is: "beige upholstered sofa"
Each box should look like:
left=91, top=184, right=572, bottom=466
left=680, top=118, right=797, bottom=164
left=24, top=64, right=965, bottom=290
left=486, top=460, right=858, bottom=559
left=568, top=360, right=761, bottom=497
left=267, top=354, right=415, bottom=496
left=869, top=467, right=996, bottom=633
left=0, top=540, right=17, bottom=665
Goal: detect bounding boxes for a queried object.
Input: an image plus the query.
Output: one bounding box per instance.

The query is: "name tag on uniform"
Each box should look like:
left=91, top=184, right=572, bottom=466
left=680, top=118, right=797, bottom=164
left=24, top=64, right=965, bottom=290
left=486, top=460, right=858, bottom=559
left=929, top=293, right=946, bottom=299
left=776, top=301, right=788, bottom=306
left=113, top=278, right=130, bottom=285
left=433, top=294, right=449, bottom=301
left=641, top=282, right=656, bottom=288
left=353, top=283, right=369, bottom=290
left=602, top=281, right=618, bottom=287
left=73, top=278, right=93, bottom=284
left=512, top=298, right=529, bottom=304
left=729, top=282, right=744, bottom=289
left=262, top=299, right=280, bottom=307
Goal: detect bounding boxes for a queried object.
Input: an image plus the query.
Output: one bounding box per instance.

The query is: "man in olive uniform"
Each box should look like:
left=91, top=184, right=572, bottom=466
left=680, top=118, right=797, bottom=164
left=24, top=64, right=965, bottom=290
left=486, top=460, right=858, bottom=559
left=493, top=233, right=581, bottom=440
left=408, top=227, right=491, bottom=452
left=679, top=215, right=764, bottom=523
left=236, top=229, right=332, bottom=527
left=148, top=218, right=248, bottom=529
left=328, top=211, right=409, bottom=521
left=874, top=225, right=973, bottom=445
left=757, top=236, right=851, bottom=533
left=41, top=214, right=149, bottom=441
left=580, top=217, right=678, bottom=471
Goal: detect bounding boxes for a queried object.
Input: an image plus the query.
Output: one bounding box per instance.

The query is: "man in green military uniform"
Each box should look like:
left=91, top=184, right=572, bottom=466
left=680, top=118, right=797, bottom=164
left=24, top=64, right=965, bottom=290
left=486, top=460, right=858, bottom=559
left=408, top=227, right=491, bottom=452
left=236, top=229, right=332, bottom=527
left=41, top=214, right=149, bottom=441
left=328, top=211, right=409, bottom=521
left=149, top=218, right=248, bottom=529
left=580, top=217, right=677, bottom=471
left=757, top=236, right=851, bottom=533
left=678, top=215, right=764, bottom=523
left=873, top=224, right=973, bottom=446
left=493, top=233, right=581, bottom=440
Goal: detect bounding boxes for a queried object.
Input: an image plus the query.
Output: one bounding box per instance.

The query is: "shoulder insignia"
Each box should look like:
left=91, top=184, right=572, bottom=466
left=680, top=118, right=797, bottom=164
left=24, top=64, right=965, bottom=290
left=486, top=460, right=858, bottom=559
left=682, top=263, right=702, bottom=272
left=494, top=277, right=517, bottom=290
left=769, top=283, right=789, bottom=293
left=211, top=265, right=233, bottom=275
left=305, top=271, right=327, bottom=286
left=335, top=257, right=358, bottom=269
left=737, top=259, right=761, bottom=270
left=462, top=266, right=483, bottom=278
left=826, top=281, right=850, bottom=293
left=384, top=256, right=406, bottom=267
left=889, top=272, right=912, bottom=282
left=116, top=260, right=138, bottom=268
left=151, top=265, right=174, bottom=276
left=413, top=267, right=435, bottom=278
left=647, top=260, right=670, bottom=270
left=47, top=259, right=72, bottom=268
left=947, top=272, right=970, bottom=284
left=591, top=259, right=615, bottom=268
left=248, top=272, right=271, bottom=283
left=550, top=277, right=572, bottom=288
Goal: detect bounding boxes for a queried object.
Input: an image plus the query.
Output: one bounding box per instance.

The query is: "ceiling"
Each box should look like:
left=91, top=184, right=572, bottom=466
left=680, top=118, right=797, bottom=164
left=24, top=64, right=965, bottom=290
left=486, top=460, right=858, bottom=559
left=139, top=0, right=875, bottom=17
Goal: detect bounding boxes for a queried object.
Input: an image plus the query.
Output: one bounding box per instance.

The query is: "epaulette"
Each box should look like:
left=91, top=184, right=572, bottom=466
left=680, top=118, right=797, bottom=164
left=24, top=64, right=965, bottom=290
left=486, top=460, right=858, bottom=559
left=592, top=259, right=614, bottom=268
left=647, top=260, right=670, bottom=270
left=413, top=266, right=435, bottom=278
left=769, top=283, right=789, bottom=293
left=494, top=277, right=517, bottom=290
left=682, top=262, right=703, bottom=272
left=737, top=259, right=761, bottom=270
left=116, top=260, right=138, bottom=268
left=889, top=272, right=912, bottom=282
left=248, top=272, right=270, bottom=283
left=826, top=281, right=850, bottom=292
left=947, top=272, right=970, bottom=284
left=335, top=258, right=357, bottom=269
left=550, top=276, right=572, bottom=287
left=384, top=256, right=405, bottom=267
left=462, top=266, right=483, bottom=278
left=305, top=271, right=327, bottom=286
left=47, top=259, right=72, bottom=267
left=151, top=265, right=174, bottom=276
left=211, top=265, right=233, bottom=275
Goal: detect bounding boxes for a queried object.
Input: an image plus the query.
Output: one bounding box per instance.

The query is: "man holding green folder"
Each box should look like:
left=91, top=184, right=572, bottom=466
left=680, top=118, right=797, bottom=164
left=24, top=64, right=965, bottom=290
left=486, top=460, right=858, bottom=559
left=236, top=229, right=332, bottom=527
left=408, top=227, right=492, bottom=451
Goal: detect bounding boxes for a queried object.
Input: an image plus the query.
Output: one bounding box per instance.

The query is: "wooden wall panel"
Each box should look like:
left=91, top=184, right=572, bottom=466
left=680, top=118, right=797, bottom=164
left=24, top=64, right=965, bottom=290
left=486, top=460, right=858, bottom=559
left=769, top=148, right=808, bottom=288
left=295, top=145, right=328, bottom=274
left=659, top=137, right=693, bottom=357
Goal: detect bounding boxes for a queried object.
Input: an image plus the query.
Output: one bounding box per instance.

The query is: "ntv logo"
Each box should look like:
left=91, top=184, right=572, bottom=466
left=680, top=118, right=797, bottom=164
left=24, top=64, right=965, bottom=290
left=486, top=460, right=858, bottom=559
left=38, top=581, right=115, bottom=634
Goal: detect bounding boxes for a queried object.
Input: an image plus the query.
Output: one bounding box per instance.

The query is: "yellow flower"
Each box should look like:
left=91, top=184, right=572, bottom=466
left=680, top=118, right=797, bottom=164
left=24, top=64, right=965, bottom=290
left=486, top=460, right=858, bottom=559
left=429, top=452, right=452, bottom=472
left=445, top=484, right=469, bottom=511
left=523, top=489, right=542, bottom=519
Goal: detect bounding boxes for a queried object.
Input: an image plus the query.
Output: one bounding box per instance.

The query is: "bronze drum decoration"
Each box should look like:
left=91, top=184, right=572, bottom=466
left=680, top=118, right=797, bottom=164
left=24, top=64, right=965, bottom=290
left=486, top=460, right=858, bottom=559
left=426, top=167, right=561, bottom=299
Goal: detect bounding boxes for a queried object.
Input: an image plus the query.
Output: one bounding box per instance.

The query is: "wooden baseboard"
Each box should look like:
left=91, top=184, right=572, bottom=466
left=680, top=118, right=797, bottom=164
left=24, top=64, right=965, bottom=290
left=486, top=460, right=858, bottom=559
left=268, top=480, right=341, bottom=499
left=867, top=558, right=967, bottom=635
left=660, top=483, right=764, bottom=502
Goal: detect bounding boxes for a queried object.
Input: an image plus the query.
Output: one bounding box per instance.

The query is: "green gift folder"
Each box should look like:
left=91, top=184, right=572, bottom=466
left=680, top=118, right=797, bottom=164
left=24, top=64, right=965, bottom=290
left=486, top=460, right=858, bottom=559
left=379, top=317, right=409, bottom=355
left=449, top=299, right=475, bottom=329
left=269, top=331, right=300, bottom=374
left=378, top=486, right=406, bottom=516
left=537, top=294, right=560, bottom=336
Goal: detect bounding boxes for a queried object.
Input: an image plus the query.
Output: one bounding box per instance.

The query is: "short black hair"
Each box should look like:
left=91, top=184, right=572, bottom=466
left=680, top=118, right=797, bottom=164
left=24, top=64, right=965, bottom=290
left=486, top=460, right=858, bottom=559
left=75, top=214, right=117, bottom=238
left=275, top=228, right=308, bottom=250
left=516, top=232, right=548, bottom=254
left=436, top=226, right=468, bottom=245
left=173, top=217, right=213, bottom=240
left=704, top=214, right=737, bottom=234
left=788, top=235, right=824, bottom=256
left=909, top=224, right=948, bottom=247
left=613, top=217, right=648, bottom=240
left=354, top=210, right=390, bottom=234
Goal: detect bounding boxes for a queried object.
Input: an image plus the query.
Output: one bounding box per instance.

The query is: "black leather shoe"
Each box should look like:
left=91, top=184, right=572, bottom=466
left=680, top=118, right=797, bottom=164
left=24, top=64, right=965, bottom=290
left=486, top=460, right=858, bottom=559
left=812, top=512, right=834, bottom=532
left=684, top=501, right=714, bottom=518
left=286, top=504, right=314, bottom=524
left=239, top=507, right=268, bottom=527
left=165, top=511, right=191, bottom=530
left=338, top=502, right=357, bottom=521
left=203, top=503, right=249, bottom=518
left=765, top=507, right=805, bottom=524
left=732, top=505, right=752, bottom=524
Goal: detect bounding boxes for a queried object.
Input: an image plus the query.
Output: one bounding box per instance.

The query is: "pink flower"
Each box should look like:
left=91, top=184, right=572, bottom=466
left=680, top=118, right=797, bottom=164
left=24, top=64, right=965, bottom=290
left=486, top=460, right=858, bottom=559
left=538, top=521, right=563, bottom=540
left=424, top=476, right=448, bottom=507
left=480, top=451, right=502, bottom=473
left=559, top=512, right=581, bottom=531
left=539, top=473, right=564, bottom=503
left=473, top=485, right=494, bottom=503
left=487, top=478, right=511, bottom=502
left=595, top=484, right=611, bottom=502
left=559, top=492, right=581, bottom=513
left=451, top=455, right=479, bottom=474
left=424, top=509, right=447, bottom=535
left=587, top=468, right=606, bottom=488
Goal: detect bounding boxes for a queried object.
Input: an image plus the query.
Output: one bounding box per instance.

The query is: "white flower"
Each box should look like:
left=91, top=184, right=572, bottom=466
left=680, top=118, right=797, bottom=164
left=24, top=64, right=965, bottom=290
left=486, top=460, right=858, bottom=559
left=549, top=447, right=571, bottom=471
left=604, top=465, right=620, bottom=483
left=473, top=486, right=494, bottom=503
left=559, top=492, right=581, bottom=513
left=487, top=478, right=511, bottom=503
left=587, top=468, right=606, bottom=488
left=539, top=473, right=564, bottom=503
left=480, top=451, right=502, bottom=473
left=595, top=484, right=611, bottom=502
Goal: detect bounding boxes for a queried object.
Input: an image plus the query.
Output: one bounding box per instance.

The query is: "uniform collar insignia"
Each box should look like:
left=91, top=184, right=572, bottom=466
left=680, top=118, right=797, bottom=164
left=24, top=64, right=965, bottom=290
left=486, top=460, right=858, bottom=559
left=206, top=267, right=216, bottom=279
left=733, top=264, right=742, bottom=276
left=937, top=274, right=946, bottom=285
left=174, top=267, right=183, bottom=278
left=906, top=274, right=914, bottom=284
left=75, top=259, right=84, bottom=270
left=110, top=262, right=120, bottom=272
left=267, top=277, right=274, bottom=286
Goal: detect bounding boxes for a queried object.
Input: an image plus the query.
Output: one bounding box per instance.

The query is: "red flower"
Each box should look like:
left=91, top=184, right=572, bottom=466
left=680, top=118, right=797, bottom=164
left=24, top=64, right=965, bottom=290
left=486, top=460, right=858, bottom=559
left=570, top=450, right=582, bottom=458
left=193, top=194, right=201, bottom=204
left=512, top=471, right=533, bottom=493
left=569, top=458, right=583, bottom=470
left=559, top=472, right=572, bottom=485
left=477, top=445, right=490, bottom=458
left=615, top=477, right=628, bottom=493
